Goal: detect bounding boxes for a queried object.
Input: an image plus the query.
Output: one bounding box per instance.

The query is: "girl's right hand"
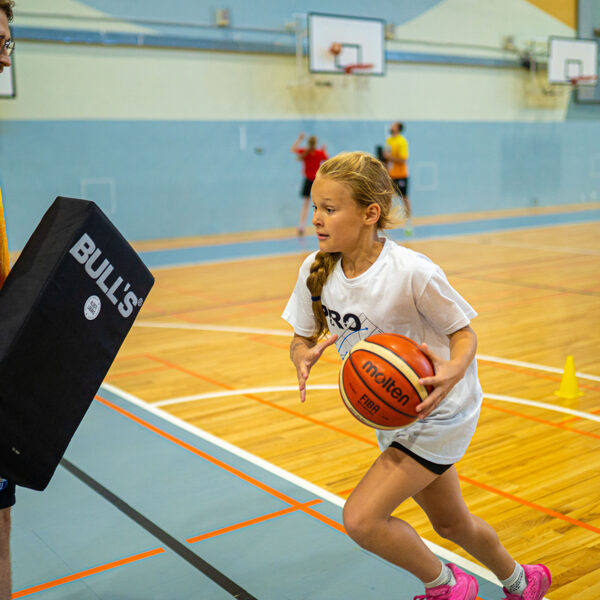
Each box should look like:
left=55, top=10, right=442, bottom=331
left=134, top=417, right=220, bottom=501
left=295, top=335, right=338, bottom=402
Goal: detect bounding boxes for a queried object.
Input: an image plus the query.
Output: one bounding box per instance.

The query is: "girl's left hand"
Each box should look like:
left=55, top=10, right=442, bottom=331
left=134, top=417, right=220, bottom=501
left=415, top=343, right=463, bottom=419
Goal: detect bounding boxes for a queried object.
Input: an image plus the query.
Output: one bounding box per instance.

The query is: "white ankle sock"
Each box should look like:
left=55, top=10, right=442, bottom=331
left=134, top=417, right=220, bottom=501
left=425, top=563, right=456, bottom=589
left=501, top=562, right=527, bottom=595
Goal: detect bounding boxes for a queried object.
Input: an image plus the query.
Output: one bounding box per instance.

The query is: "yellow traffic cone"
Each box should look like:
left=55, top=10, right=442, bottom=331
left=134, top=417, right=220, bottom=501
left=554, top=355, right=583, bottom=399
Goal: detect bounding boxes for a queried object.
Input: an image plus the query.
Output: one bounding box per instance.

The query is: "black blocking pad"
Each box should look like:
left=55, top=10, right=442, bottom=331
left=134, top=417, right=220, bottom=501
left=0, top=197, right=155, bottom=491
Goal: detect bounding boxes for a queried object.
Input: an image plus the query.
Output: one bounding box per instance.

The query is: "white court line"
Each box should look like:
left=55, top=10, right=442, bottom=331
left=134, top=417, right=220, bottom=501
left=134, top=320, right=600, bottom=382
left=477, top=354, right=600, bottom=382
left=153, top=385, right=336, bottom=407
left=153, top=384, right=600, bottom=424
left=483, top=394, right=600, bottom=422
left=99, top=381, right=502, bottom=586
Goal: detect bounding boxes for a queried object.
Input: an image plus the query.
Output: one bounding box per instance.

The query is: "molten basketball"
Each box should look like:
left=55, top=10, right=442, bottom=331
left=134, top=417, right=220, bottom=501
left=339, top=333, right=434, bottom=429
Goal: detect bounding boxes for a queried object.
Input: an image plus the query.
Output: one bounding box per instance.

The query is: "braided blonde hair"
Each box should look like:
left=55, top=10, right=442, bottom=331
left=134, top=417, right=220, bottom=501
left=306, top=151, right=400, bottom=342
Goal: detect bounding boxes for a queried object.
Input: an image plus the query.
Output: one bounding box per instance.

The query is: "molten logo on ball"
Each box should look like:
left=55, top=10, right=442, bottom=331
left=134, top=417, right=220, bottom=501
left=339, top=333, right=434, bottom=430
left=362, top=361, right=411, bottom=404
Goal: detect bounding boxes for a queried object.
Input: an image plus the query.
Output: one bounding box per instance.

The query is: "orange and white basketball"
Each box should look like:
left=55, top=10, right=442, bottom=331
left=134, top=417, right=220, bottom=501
left=339, top=333, right=434, bottom=429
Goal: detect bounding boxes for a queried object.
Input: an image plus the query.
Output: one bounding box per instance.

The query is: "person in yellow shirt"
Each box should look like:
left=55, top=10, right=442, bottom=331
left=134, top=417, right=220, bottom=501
left=384, top=122, right=412, bottom=235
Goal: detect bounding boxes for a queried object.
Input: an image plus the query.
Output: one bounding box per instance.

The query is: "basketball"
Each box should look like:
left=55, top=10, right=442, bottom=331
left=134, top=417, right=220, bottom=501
left=329, top=41, right=342, bottom=56
left=338, top=333, right=434, bottom=429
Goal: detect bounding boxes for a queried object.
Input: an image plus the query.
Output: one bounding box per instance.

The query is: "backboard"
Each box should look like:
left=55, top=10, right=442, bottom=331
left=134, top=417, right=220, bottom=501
left=577, top=0, right=600, bottom=103
left=548, top=37, right=598, bottom=85
left=307, top=13, right=385, bottom=76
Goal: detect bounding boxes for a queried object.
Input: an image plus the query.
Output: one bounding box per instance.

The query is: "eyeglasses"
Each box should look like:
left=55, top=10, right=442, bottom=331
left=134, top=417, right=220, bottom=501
left=2, top=40, right=14, bottom=56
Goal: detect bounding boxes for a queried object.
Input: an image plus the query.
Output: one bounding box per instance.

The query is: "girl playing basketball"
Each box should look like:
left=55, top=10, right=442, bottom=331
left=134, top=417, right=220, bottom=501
left=282, top=151, right=550, bottom=600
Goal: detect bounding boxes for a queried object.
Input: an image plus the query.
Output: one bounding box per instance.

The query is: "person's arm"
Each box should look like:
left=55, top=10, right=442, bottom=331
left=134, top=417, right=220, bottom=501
left=415, top=324, right=477, bottom=419
left=384, top=146, right=407, bottom=165
left=388, top=155, right=406, bottom=166
left=291, top=133, right=305, bottom=154
left=290, top=333, right=338, bottom=402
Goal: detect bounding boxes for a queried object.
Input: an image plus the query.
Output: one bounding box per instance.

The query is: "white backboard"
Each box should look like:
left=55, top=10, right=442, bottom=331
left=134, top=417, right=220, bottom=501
left=308, top=13, right=385, bottom=76
left=548, top=37, right=598, bottom=84
left=0, top=65, right=15, bottom=98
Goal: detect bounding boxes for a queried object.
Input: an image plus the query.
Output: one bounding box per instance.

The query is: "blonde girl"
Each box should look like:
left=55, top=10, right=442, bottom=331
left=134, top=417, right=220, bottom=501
left=282, top=151, right=550, bottom=600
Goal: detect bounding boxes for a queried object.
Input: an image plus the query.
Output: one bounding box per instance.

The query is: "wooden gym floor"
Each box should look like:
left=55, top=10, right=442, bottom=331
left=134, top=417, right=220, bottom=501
left=11, top=207, right=600, bottom=599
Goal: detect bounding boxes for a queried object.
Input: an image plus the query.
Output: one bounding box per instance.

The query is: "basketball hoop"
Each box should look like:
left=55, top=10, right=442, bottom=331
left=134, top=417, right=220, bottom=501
left=569, top=74, right=598, bottom=87
left=343, top=63, right=374, bottom=74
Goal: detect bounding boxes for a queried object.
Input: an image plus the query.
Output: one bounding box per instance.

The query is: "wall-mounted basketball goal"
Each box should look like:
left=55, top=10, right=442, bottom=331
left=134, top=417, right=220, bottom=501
left=307, top=13, right=385, bottom=76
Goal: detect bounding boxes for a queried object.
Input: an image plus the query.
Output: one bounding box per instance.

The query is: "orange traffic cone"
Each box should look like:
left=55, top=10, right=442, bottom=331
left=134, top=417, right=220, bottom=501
left=554, top=355, right=583, bottom=399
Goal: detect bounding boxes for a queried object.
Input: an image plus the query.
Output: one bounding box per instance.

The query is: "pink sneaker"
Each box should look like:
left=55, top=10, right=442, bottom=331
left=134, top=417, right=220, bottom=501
left=502, top=564, right=551, bottom=600
left=414, top=564, right=478, bottom=600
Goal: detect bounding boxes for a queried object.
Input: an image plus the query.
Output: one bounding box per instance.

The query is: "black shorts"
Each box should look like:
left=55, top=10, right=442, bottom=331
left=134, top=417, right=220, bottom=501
left=392, top=177, right=409, bottom=198
left=301, top=178, right=314, bottom=198
left=0, top=478, right=16, bottom=509
left=390, top=442, right=453, bottom=475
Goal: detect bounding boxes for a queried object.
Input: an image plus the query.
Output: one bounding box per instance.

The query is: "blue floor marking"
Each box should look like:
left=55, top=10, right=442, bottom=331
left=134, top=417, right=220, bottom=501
left=139, top=209, right=600, bottom=269
left=12, top=387, right=502, bottom=598
left=389, top=209, right=600, bottom=243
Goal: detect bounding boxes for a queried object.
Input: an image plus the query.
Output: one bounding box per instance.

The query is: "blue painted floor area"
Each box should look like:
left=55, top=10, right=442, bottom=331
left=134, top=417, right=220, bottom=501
left=139, top=209, right=600, bottom=269
left=11, top=387, right=502, bottom=599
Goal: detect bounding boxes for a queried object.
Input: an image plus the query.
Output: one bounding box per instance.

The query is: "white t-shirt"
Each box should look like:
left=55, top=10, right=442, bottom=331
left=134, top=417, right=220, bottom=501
left=282, top=237, right=483, bottom=464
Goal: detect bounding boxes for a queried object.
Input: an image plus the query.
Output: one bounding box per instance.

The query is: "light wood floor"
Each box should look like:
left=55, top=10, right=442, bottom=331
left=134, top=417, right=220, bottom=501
left=107, top=221, right=600, bottom=600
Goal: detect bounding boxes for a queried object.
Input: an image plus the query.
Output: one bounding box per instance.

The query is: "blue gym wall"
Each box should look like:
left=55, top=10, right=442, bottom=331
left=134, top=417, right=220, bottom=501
left=0, top=0, right=598, bottom=250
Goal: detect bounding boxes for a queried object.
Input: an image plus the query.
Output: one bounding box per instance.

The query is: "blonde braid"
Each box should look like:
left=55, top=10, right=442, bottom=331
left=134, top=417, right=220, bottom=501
left=306, top=251, right=340, bottom=342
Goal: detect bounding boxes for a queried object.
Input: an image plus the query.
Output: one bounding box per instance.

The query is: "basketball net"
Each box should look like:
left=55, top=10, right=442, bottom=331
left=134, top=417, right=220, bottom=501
left=0, top=185, right=10, bottom=289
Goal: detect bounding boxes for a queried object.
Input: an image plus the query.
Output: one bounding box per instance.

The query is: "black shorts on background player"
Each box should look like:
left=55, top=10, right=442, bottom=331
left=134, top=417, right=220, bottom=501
left=392, top=177, right=409, bottom=198
left=301, top=178, right=315, bottom=198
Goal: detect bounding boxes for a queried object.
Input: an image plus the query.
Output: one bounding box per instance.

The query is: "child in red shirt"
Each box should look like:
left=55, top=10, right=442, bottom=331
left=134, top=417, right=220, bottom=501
left=291, top=133, right=328, bottom=236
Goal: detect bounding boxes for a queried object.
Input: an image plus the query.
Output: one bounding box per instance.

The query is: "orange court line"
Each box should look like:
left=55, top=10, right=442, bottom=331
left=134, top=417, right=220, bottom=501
left=478, top=358, right=600, bottom=393
left=458, top=475, right=600, bottom=535
left=120, top=357, right=599, bottom=536
left=338, top=473, right=600, bottom=537
left=249, top=334, right=342, bottom=365
left=144, top=353, right=373, bottom=445
left=561, top=404, right=600, bottom=425
left=146, top=353, right=234, bottom=390
left=95, top=395, right=345, bottom=529
left=105, top=365, right=170, bottom=380
left=152, top=349, right=599, bottom=449
left=11, top=547, right=165, bottom=599
left=187, top=499, right=323, bottom=543
left=482, top=401, right=600, bottom=440
left=14, top=501, right=329, bottom=598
